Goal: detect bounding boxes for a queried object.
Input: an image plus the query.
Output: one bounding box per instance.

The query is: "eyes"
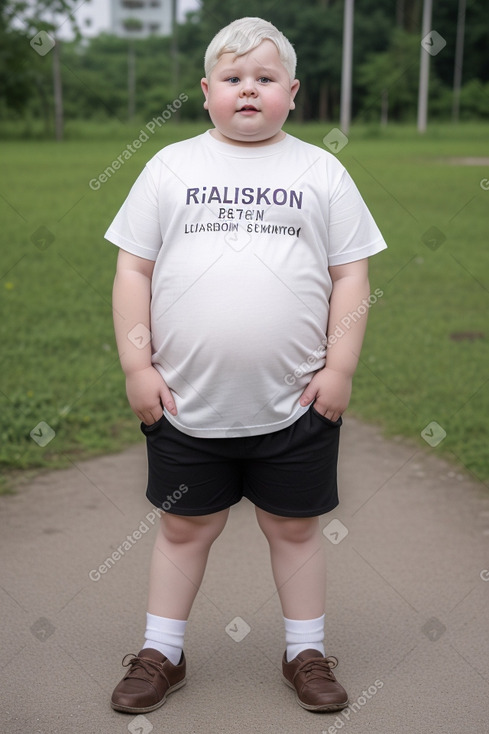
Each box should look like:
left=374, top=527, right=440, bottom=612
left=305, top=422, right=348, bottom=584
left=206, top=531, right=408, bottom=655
left=226, top=76, right=272, bottom=84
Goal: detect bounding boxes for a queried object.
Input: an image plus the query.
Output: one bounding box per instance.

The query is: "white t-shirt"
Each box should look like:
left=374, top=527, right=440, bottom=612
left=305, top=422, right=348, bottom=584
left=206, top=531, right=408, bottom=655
left=105, top=131, right=387, bottom=438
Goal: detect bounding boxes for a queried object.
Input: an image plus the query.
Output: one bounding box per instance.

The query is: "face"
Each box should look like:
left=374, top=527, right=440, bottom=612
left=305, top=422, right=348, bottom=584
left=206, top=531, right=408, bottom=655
left=201, top=40, right=300, bottom=146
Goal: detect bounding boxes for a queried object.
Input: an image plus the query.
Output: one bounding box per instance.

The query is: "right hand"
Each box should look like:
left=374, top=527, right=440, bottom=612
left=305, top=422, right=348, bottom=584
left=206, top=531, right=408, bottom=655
left=125, top=366, right=177, bottom=425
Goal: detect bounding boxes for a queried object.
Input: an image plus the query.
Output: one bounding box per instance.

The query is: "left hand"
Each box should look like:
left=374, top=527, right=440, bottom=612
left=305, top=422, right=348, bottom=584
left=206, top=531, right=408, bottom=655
left=299, top=367, right=352, bottom=423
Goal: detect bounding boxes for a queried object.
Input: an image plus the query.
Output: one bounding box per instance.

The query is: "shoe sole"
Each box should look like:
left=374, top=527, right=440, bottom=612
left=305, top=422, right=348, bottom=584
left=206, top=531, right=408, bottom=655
left=282, top=676, right=349, bottom=712
left=111, top=677, right=187, bottom=714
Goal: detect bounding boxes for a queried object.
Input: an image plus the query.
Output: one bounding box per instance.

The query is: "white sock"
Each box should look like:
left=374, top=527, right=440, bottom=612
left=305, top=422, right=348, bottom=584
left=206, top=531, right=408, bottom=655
left=284, top=614, right=325, bottom=662
left=142, top=612, right=187, bottom=666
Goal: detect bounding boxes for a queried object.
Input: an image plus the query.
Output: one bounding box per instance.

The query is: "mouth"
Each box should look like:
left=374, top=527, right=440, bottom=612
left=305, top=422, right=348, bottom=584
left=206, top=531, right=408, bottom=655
left=238, top=105, right=259, bottom=113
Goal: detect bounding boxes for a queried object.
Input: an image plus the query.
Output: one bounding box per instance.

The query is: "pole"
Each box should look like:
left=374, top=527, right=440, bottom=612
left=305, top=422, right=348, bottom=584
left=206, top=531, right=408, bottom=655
left=417, top=0, right=432, bottom=133
left=452, top=0, right=466, bottom=122
left=340, top=0, right=354, bottom=135
left=52, top=37, right=63, bottom=141
left=128, top=39, right=135, bottom=121
left=171, top=0, right=179, bottom=113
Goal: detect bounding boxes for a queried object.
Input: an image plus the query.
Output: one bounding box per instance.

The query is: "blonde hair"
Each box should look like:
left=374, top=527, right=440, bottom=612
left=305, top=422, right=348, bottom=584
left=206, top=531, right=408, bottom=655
left=204, top=17, right=297, bottom=80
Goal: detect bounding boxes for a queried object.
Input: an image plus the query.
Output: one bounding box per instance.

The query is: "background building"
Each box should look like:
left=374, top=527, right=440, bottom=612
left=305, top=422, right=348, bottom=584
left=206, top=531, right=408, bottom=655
left=110, top=0, right=172, bottom=37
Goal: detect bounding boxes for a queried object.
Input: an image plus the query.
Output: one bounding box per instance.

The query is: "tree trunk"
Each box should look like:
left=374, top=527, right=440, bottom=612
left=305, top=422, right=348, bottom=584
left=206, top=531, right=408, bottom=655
left=396, top=0, right=405, bottom=28
left=452, top=0, right=466, bottom=123
left=36, top=77, right=52, bottom=137
left=52, top=37, right=63, bottom=141
left=128, top=40, right=136, bottom=122
left=319, top=80, right=329, bottom=121
left=381, top=89, right=388, bottom=126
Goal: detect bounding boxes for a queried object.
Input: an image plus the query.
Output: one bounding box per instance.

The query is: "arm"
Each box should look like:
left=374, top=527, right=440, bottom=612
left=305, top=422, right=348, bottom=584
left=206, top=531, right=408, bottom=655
left=112, top=249, right=177, bottom=424
left=299, top=258, right=370, bottom=422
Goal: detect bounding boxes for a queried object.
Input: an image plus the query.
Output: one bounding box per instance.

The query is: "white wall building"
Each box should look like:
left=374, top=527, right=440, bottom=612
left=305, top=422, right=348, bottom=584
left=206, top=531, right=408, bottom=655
left=110, top=0, right=172, bottom=38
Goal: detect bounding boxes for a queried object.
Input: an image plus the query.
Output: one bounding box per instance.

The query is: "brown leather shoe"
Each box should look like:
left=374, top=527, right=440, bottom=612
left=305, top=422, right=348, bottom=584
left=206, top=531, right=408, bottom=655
left=282, top=649, right=349, bottom=712
left=111, top=648, right=186, bottom=713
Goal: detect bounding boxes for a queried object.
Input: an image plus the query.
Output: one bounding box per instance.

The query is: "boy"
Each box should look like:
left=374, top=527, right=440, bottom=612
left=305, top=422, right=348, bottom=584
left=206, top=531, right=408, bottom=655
left=106, top=17, right=387, bottom=715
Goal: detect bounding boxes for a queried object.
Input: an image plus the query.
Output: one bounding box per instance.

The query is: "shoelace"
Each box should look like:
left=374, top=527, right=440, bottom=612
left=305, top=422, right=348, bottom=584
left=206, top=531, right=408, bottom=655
left=121, top=653, right=166, bottom=682
left=297, top=655, right=339, bottom=682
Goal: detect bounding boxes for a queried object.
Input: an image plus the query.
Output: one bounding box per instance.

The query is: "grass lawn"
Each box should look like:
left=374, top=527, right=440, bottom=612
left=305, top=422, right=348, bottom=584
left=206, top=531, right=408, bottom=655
left=1, top=121, right=488, bottom=491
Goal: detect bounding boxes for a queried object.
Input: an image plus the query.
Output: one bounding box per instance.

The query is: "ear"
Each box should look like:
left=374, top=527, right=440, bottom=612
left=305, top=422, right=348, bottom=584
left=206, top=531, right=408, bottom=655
left=289, top=79, right=300, bottom=111
left=201, top=78, right=209, bottom=110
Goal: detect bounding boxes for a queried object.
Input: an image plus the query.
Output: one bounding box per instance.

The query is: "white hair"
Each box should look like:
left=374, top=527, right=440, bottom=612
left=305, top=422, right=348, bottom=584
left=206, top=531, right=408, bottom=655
left=204, top=17, right=297, bottom=80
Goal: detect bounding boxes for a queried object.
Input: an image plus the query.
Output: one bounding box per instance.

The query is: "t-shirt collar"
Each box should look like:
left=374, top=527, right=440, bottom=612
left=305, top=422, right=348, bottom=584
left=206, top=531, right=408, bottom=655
left=202, top=129, right=292, bottom=158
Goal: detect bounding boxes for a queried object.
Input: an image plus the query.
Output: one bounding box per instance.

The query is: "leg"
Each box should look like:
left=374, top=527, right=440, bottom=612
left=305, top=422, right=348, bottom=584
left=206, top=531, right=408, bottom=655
left=256, top=507, right=348, bottom=712
left=111, top=508, right=230, bottom=713
left=255, top=507, right=326, bottom=619
left=147, top=508, right=230, bottom=619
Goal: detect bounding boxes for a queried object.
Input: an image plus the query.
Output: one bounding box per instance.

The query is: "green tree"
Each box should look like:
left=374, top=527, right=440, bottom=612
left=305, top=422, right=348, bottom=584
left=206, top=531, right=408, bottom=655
left=2, top=0, right=488, bottom=133
left=0, top=0, right=80, bottom=138
left=0, top=0, right=34, bottom=114
left=357, top=29, right=421, bottom=122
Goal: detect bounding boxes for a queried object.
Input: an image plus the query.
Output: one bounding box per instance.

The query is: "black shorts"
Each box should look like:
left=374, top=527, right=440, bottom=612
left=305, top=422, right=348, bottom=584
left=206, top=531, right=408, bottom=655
left=141, top=406, right=341, bottom=518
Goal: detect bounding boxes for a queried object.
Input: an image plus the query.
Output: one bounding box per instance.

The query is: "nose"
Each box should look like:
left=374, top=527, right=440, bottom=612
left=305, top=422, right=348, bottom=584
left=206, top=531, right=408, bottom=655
left=239, top=78, right=257, bottom=96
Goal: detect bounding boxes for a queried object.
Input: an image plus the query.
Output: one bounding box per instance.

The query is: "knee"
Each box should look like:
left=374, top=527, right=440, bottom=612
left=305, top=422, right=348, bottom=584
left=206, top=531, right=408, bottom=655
left=159, top=510, right=228, bottom=546
left=256, top=510, right=319, bottom=545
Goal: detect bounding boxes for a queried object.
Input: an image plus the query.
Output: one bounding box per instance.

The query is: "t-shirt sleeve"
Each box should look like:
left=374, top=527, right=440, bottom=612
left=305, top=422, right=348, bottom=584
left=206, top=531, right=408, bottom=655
left=104, top=162, right=161, bottom=261
left=326, top=163, right=387, bottom=266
